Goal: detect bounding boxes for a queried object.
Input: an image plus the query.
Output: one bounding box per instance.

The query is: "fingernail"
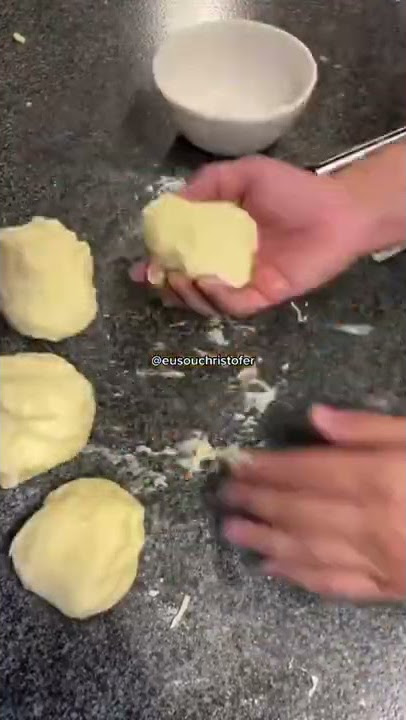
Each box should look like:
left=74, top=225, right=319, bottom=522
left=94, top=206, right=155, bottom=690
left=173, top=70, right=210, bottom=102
left=311, top=403, right=340, bottom=430
left=147, top=265, right=165, bottom=286
left=129, top=263, right=146, bottom=282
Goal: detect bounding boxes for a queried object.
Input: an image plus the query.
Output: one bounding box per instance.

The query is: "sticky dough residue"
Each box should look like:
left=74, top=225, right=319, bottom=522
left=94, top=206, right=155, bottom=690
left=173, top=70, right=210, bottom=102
left=330, top=323, right=373, bottom=336
left=206, top=317, right=229, bottom=347
left=244, top=380, right=277, bottom=414
left=174, top=364, right=278, bottom=474
left=237, top=364, right=278, bottom=414
left=176, top=432, right=249, bottom=473
left=176, top=434, right=217, bottom=472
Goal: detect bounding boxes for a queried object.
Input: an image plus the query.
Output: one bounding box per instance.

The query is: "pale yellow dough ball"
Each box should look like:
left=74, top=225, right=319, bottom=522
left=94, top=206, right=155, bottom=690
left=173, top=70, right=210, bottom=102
left=0, top=216, right=97, bottom=341
left=0, top=353, right=95, bottom=489
left=142, top=193, right=257, bottom=288
left=10, top=478, right=145, bottom=619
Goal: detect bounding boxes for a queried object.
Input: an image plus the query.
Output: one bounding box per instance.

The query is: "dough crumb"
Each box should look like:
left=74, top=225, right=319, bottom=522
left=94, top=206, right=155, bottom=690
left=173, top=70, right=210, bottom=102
left=237, top=364, right=259, bottom=388
left=290, top=301, right=308, bottom=324
left=244, top=379, right=278, bottom=414
left=176, top=432, right=248, bottom=473
left=330, top=323, right=373, bottom=336
left=13, top=32, right=26, bottom=44
left=206, top=317, right=229, bottom=346
left=177, top=434, right=217, bottom=472
left=170, top=594, right=191, bottom=629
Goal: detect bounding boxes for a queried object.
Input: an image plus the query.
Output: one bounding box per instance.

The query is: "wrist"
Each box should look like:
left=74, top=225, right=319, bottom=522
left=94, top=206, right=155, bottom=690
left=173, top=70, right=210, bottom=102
left=334, top=143, right=406, bottom=256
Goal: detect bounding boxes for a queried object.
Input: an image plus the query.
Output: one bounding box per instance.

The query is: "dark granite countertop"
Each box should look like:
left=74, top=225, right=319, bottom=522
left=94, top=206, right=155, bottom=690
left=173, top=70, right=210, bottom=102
left=1, top=1, right=406, bottom=719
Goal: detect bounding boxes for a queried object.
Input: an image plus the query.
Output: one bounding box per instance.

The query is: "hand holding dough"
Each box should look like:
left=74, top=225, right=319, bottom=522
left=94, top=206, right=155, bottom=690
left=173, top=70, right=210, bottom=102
left=10, top=477, right=145, bottom=619
left=0, top=353, right=95, bottom=488
left=0, top=217, right=97, bottom=341
left=142, top=194, right=257, bottom=288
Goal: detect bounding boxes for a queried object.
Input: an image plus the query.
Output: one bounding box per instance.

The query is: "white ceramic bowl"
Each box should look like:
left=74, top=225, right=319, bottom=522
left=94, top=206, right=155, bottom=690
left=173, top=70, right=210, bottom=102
left=153, top=19, right=318, bottom=156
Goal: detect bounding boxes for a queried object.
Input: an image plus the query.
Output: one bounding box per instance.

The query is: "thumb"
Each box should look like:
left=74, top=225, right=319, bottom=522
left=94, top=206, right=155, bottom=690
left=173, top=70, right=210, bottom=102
left=311, top=404, right=406, bottom=448
left=129, top=261, right=148, bottom=283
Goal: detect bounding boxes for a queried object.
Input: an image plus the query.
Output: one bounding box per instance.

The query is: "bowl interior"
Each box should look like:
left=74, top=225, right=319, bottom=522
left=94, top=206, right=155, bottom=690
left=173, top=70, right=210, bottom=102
left=153, top=21, right=317, bottom=121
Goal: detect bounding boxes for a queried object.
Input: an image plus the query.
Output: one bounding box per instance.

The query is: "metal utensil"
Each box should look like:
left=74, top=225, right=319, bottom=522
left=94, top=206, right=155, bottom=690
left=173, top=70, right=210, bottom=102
left=307, top=126, right=406, bottom=263
left=308, top=125, right=406, bottom=176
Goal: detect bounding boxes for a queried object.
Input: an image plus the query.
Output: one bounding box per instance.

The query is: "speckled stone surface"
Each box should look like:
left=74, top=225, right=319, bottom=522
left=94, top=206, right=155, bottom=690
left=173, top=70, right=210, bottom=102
left=1, top=1, right=406, bottom=718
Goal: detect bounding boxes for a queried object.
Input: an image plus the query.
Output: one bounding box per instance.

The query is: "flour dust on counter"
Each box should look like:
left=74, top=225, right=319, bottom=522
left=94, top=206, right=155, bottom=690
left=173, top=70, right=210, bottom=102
left=144, top=174, right=186, bottom=197
left=82, top=443, right=172, bottom=492
left=206, top=317, right=230, bottom=347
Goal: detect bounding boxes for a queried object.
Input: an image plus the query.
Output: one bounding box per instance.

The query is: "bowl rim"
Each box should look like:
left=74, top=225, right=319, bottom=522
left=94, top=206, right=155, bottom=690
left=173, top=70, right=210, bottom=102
left=152, top=18, right=318, bottom=124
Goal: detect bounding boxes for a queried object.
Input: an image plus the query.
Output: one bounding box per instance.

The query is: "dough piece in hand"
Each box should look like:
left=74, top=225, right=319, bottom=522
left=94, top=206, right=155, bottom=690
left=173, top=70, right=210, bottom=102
left=0, top=217, right=97, bottom=341
left=143, top=194, right=257, bottom=288
left=10, top=477, right=145, bottom=619
left=0, top=353, right=95, bottom=489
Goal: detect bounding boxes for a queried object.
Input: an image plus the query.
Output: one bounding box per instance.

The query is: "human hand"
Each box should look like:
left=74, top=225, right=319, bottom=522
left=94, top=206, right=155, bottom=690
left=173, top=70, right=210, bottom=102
left=130, top=156, right=375, bottom=316
left=219, top=406, right=406, bottom=601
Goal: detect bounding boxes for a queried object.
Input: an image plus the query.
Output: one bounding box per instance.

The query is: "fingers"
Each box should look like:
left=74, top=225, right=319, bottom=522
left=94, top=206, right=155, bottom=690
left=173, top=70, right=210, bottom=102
left=223, top=518, right=374, bottom=573
left=129, top=264, right=274, bottom=317
left=165, top=272, right=219, bottom=316
left=160, top=288, right=185, bottom=309
left=260, top=562, right=382, bottom=600
left=195, top=278, right=270, bottom=317
left=129, top=261, right=148, bottom=283
left=221, top=482, right=362, bottom=537
left=227, top=449, right=373, bottom=500
left=129, top=260, right=165, bottom=286
left=129, top=262, right=219, bottom=315
left=311, top=405, right=406, bottom=447
left=129, top=264, right=270, bottom=317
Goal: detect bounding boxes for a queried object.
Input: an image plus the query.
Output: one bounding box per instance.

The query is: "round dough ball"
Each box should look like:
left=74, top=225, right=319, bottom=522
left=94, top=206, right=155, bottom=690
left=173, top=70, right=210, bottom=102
left=142, top=193, right=257, bottom=289
left=0, top=216, right=97, bottom=341
left=10, top=478, right=145, bottom=619
left=0, top=353, right=95, bottom=489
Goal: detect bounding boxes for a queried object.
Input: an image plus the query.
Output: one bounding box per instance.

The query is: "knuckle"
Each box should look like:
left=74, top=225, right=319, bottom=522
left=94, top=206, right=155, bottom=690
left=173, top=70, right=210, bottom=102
left=306, top=541, right=330, bottom=566
left=310, top=574, right=343, bottom=596
left=371, top=453, right=405, bottom=504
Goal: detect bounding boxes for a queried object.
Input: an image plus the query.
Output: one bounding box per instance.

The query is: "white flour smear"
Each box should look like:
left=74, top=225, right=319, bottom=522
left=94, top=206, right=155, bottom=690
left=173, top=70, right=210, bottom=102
left=145, top=176, right=186, bottom=197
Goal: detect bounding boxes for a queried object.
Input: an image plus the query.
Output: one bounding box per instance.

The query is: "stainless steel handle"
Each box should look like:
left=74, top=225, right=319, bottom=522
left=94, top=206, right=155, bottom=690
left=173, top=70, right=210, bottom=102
left=308, top=126, right=406, bottom=262
left=309, top=126, right=406, bottom=176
